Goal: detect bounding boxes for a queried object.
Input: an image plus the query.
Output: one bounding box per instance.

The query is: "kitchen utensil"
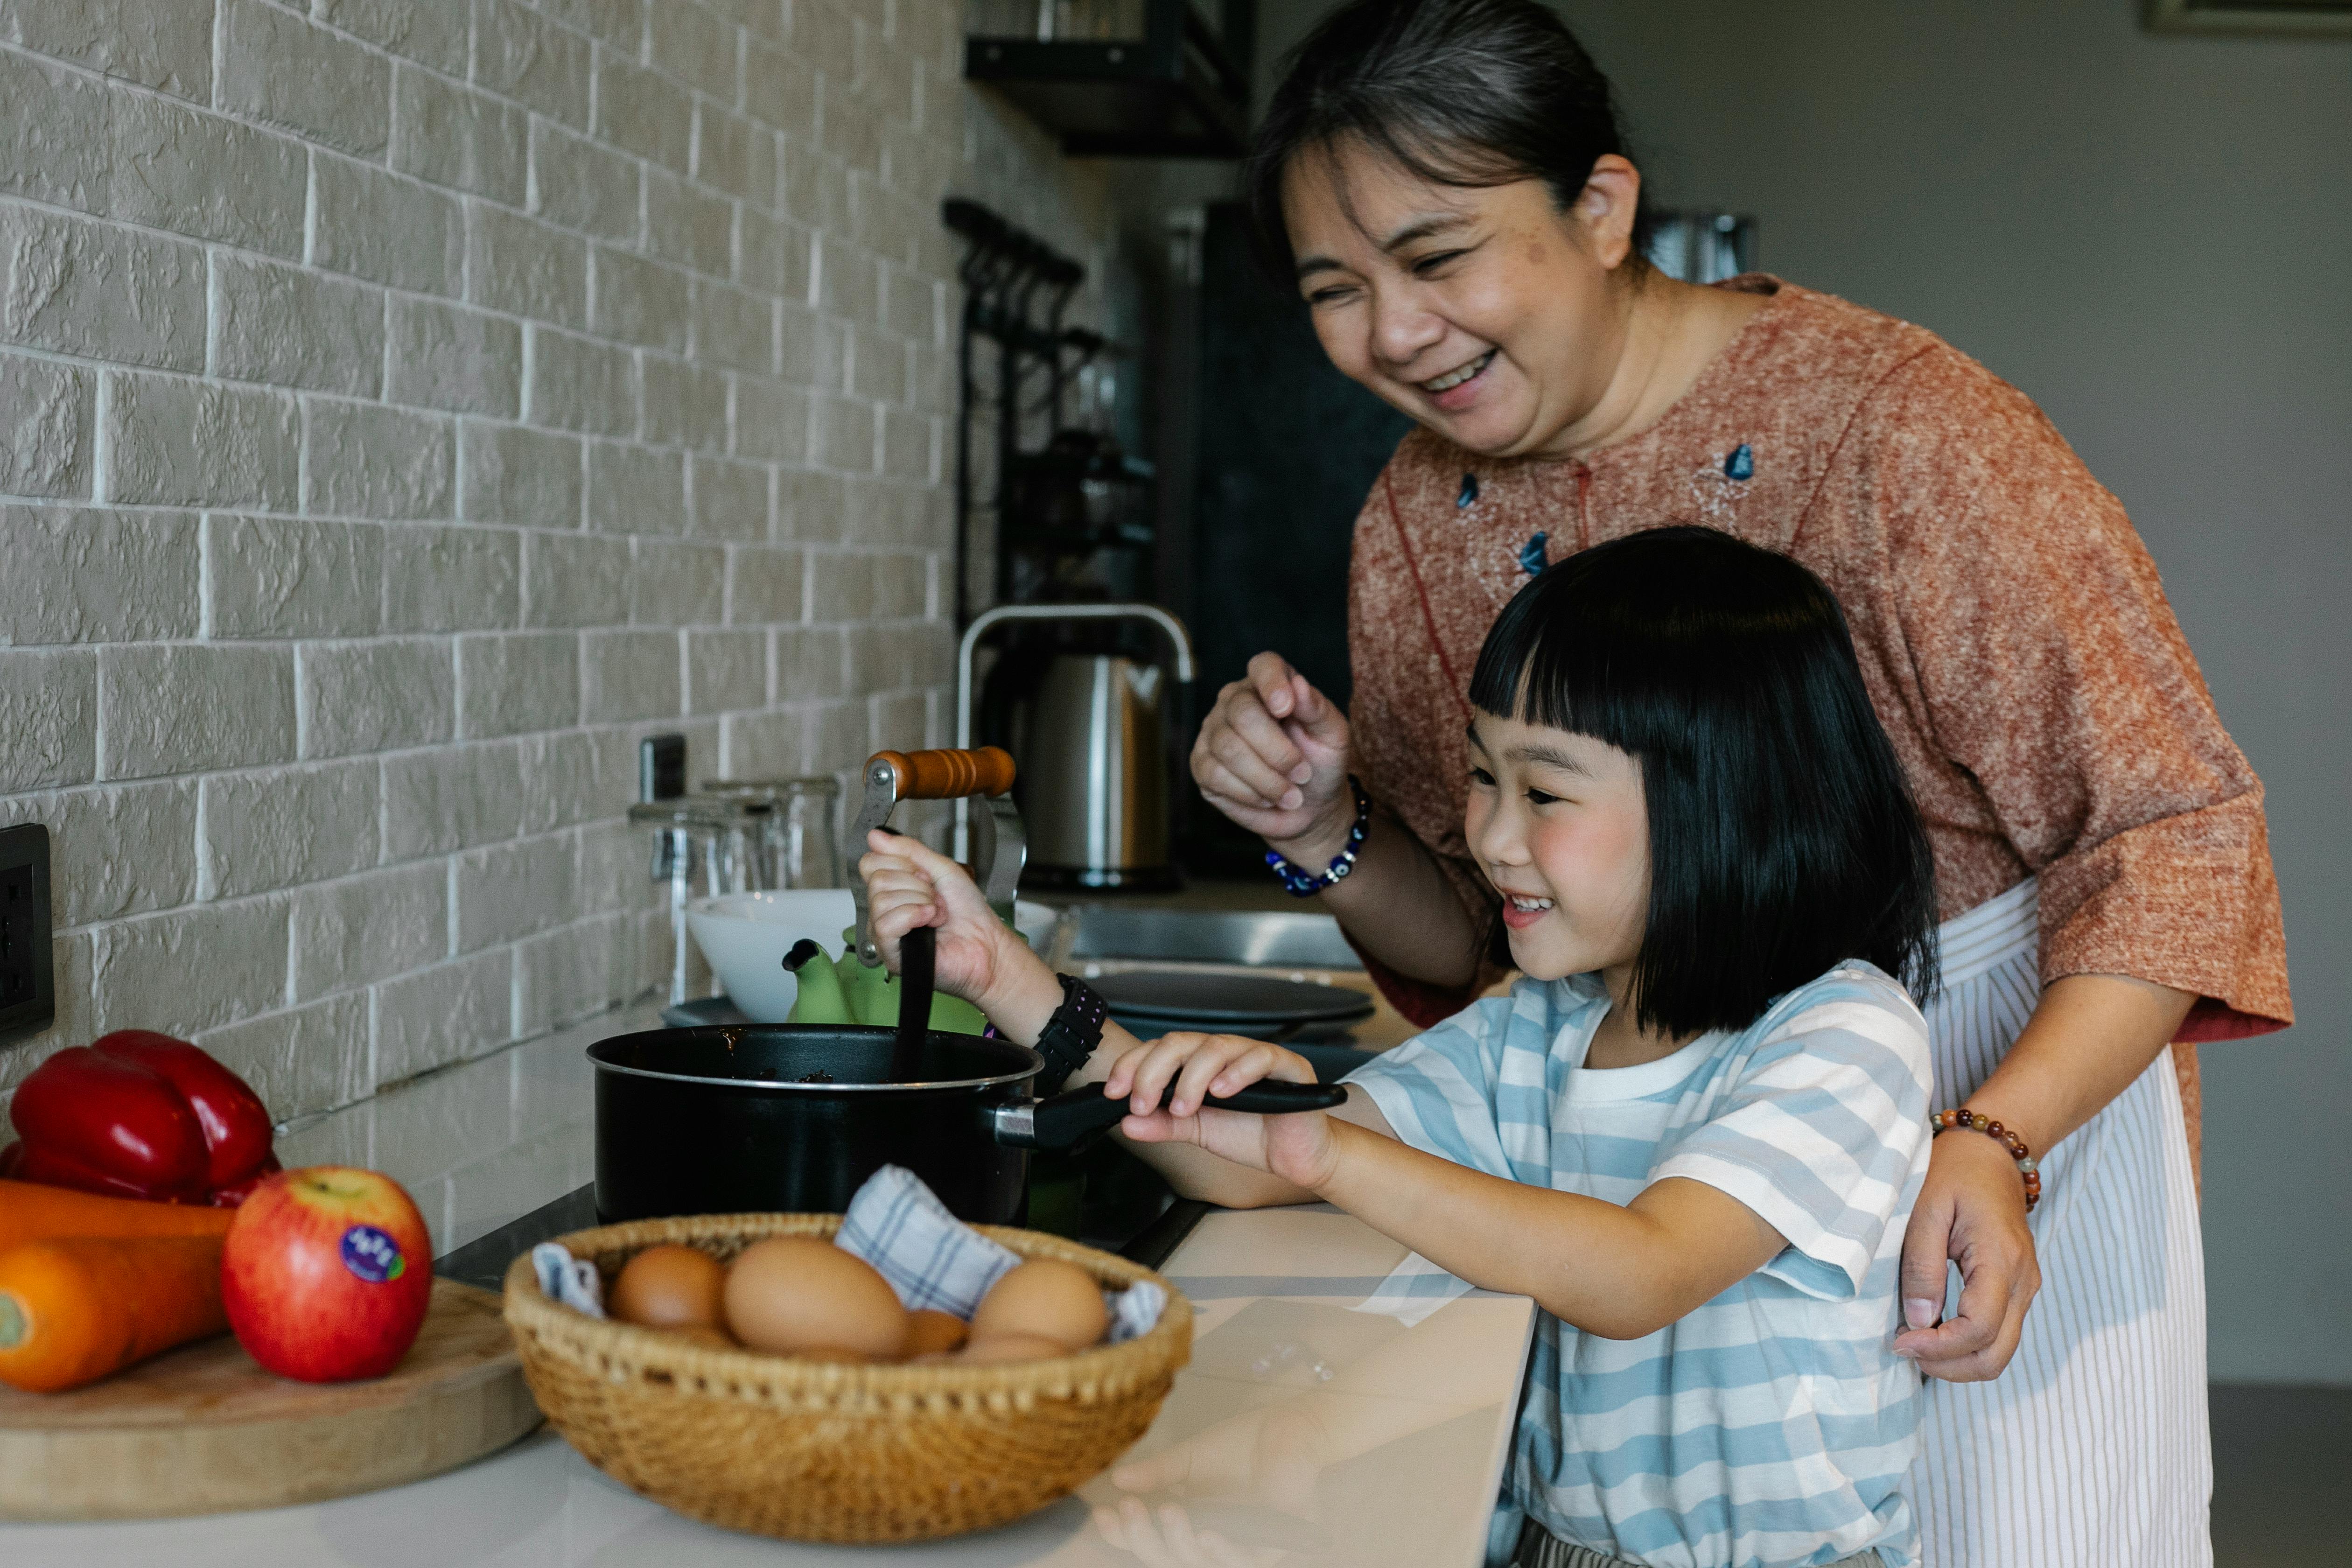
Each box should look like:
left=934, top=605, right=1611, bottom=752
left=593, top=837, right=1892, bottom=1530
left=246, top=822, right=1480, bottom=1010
left=504, top=1212, right=1193, bottom=1543
left=698, top=776, right=842, bottom=889
left=955, top=603, right=1195, bottom=890
left=587, top=1023, right=1344, bottom=1225
left=847, top=745, right=1026, bottom=964
left=629, top=794, right=778, bottom=1007
left=890, top=924, right=936, bottom=1083
left=1090, top=970, right=1375, bottom=1038
left=0, top=1279, right=537, bottom=1521
left=684, top=890, right=1061, bottom=1023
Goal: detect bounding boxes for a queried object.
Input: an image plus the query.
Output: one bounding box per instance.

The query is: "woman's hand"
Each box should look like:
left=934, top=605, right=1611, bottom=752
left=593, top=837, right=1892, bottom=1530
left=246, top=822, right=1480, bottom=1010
left=1893, top=1128, right=2042, bottom=1380
left=1107, top=1032, right=1338, bottom=1190
left=1191, top=653, right=1354, bottom=855
left=857, top=830, right=1053, bottom=1026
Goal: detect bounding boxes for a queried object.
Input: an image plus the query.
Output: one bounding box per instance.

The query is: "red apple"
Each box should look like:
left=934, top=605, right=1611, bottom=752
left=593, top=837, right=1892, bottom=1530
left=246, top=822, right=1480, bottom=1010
left=223, top=1167, right=434, bottom=1382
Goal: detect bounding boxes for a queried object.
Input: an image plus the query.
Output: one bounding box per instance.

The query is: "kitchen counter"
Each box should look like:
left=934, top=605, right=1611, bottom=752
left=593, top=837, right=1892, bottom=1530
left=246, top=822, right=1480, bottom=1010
left=0, top=1202, right=1533, bottom=1567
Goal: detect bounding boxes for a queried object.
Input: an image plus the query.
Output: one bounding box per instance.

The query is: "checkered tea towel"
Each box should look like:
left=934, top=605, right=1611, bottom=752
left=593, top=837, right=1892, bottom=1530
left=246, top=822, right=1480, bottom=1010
left=533, top=1241, right=605, bottom=1318
left=836, top=1164, right=1167, bottom=1341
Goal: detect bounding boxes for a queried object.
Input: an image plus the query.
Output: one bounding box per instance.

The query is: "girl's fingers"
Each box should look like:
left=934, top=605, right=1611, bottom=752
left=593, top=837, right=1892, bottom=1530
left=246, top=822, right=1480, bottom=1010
left=1170, top=1041, right=1254, bottom=1117
left=1120, top=1038, right=1188, bottom=1114
left=870, top=901, right=936, bottom=939
left=1123, top=1033, right=1220, bottom=1115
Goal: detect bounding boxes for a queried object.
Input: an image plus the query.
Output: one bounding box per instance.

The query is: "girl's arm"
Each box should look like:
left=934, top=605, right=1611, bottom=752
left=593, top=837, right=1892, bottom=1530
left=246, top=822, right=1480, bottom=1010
left=1128, top=1090, right=1786, bottom=1339
left=858, top=831, right=1393, bottom=1210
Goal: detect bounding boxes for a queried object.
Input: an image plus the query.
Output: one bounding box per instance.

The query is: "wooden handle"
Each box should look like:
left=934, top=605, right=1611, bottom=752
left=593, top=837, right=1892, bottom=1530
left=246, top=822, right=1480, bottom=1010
left=870, top=746, right=1015, bottom=800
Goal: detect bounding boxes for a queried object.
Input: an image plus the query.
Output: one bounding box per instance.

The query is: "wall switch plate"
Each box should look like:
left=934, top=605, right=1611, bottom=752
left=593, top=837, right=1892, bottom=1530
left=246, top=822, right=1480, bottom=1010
left=0, top=824, right=55, bottom=1043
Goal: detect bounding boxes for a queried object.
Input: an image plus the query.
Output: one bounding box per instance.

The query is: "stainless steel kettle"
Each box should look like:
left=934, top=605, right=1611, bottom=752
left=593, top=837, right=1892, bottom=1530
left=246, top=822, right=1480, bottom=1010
left=956, top=604, right=1195, bottom=890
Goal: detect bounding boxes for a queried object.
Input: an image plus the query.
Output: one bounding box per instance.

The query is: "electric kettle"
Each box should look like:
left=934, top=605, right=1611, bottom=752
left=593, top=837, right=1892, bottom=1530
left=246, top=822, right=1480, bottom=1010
left=956, top=604, right=1195, bottom=890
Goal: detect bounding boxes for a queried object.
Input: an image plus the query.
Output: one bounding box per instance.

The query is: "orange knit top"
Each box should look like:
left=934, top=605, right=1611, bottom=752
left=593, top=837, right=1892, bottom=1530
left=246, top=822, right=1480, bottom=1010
left=1345, top=278, right=2291, bottom=1148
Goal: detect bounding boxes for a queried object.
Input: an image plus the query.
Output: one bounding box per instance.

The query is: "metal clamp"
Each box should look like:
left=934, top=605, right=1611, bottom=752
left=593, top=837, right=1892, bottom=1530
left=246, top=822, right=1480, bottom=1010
left=848, top=749, right=1026, bottom=966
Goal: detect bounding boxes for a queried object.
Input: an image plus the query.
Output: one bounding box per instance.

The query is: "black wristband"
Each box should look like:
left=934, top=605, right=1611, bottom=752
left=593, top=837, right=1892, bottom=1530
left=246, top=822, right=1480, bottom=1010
left=1032, top=973, right=1108, bottom=1094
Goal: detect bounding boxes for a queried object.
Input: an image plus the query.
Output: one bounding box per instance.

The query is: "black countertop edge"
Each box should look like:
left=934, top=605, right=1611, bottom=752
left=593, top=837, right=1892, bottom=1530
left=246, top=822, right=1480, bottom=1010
left=433, top=1186, right=1212, bottom=1294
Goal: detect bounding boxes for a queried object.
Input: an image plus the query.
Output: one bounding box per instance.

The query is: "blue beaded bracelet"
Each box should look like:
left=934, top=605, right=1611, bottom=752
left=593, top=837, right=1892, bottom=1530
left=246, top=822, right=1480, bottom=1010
left=1264, top=776, right=1372, bottom=897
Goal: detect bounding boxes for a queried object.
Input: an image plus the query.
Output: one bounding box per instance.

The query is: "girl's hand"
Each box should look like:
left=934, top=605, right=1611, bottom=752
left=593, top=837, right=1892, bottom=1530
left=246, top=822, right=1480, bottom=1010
left=858, top=830, right=1051, bottom=1024
left=1107, top=1032, right=1339, bottom=1190
left=1191, top=653, right=1353, bottom=854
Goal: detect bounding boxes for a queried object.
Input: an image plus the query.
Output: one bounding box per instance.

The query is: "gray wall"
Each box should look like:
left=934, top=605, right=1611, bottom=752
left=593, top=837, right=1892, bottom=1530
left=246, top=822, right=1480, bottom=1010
left=1256, top=0, right=2352, bottom=1383
left=0, top=0, right=1115, bottom=1238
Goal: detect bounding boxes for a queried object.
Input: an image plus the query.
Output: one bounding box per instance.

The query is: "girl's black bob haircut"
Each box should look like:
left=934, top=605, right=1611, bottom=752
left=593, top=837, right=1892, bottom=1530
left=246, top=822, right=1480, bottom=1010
left=1468, top=527, right=1939, bottom=1037
left=1244, top=0, right=1653, bottom=281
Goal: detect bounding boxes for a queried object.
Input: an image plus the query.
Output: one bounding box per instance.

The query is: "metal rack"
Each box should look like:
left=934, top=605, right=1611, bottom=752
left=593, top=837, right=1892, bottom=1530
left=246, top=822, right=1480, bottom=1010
left=944, top=197, right=1154, bottom=624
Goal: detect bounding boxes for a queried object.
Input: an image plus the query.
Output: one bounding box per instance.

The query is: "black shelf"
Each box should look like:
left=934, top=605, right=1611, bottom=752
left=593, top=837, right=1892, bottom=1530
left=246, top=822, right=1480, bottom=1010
left=966, top=0, right=1253, bottom=159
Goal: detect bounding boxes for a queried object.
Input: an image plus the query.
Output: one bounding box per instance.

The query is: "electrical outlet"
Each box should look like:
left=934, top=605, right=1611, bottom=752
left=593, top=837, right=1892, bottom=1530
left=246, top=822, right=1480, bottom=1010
left=0, top=823, right=55, bottom=1043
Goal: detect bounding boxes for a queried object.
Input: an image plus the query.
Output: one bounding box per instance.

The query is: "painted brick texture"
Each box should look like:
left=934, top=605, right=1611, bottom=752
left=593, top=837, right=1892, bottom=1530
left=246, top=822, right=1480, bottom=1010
left=0, top=0, right=1113, bottom=1187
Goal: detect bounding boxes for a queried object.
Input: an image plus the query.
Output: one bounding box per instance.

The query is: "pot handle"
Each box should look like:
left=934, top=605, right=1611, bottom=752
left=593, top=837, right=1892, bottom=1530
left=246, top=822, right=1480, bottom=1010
left=992, top=1080, right=1349, bottom=1151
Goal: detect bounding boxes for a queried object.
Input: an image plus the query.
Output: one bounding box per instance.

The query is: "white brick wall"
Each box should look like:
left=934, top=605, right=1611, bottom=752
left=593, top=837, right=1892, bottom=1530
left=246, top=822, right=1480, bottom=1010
left=0, top=0, right=1114, bottom=1197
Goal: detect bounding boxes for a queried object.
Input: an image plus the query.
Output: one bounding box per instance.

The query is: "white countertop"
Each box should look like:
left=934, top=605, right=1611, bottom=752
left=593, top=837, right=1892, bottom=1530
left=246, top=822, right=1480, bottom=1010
left=1, top=1204, right=1533, bottom=1568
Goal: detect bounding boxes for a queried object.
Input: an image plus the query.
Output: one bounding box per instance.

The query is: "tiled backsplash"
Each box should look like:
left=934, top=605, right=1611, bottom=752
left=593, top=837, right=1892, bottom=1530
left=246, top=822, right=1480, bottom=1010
left=0, top=0, right=1112, bottom=1213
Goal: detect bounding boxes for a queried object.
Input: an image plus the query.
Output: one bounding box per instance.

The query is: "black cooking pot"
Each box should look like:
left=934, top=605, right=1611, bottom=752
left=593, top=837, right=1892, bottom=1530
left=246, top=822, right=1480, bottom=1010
left=588, top=1023, right=1345, bottom=1225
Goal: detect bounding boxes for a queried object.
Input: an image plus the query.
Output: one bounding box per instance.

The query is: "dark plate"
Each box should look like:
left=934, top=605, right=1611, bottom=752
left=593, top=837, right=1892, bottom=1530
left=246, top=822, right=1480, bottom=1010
left=1091, top=970, right=1376, bottom=1029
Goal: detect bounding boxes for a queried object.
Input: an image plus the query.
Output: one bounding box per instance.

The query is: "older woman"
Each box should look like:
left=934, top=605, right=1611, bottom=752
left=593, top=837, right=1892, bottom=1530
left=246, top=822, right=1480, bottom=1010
left=1190, top=1, right=2289, bottom=1564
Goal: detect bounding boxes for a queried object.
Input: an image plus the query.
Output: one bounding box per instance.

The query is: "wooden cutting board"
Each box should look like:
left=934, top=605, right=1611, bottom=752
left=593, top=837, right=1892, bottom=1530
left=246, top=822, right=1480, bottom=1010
left=0, top=1277, right=541, bottom=1520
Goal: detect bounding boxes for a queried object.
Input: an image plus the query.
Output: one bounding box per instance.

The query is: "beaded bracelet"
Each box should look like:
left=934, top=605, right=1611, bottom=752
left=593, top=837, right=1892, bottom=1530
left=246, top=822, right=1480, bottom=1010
left=1929, top=1108, right=2042, bottom=1211
left=1263, top=776, right=1372, bottom=897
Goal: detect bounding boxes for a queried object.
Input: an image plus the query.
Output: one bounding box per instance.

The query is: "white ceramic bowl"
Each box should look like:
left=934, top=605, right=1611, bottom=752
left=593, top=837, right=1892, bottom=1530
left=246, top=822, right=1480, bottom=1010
left=684, top=890, right=1062, bottom=1023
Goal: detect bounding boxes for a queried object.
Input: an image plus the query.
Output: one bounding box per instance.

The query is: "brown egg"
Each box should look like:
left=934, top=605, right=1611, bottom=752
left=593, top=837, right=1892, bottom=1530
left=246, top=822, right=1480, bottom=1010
left=905, top=1309, right=969, bottom=1357
left=609, top=1244, right=727, bottom=1329
left=793, top=1346, right=872, bottom=1365
left=722, top=1237, right=909, bottom=1360
left=970, top=1260, right=1108, bottom=1351
left=959, top=1332, right=1074, bottom=1364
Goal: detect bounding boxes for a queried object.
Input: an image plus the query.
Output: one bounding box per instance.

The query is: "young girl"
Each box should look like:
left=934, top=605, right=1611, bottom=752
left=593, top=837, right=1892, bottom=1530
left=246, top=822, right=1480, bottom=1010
left=863, top=527, right=1942, bottom=1568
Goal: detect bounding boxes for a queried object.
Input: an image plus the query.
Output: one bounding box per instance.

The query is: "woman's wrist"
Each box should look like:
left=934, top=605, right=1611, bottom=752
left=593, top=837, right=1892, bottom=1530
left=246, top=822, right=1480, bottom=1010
left=1262, top=789, right=1362, bottom=876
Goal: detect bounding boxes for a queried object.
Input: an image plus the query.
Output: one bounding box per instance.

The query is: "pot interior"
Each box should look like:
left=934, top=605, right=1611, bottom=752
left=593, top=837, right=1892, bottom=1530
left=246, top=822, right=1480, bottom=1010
left=588, top=1024, right=1040, bottom=1090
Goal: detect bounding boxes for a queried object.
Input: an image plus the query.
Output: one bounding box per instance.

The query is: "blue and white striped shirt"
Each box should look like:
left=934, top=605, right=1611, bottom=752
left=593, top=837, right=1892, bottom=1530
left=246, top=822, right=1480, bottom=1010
left=1345, top=964, right=1932, bottom=1568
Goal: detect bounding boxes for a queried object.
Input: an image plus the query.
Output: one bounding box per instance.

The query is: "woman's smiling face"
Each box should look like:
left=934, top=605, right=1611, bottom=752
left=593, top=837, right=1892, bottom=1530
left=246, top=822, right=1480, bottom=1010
left=1463, top=711, right=1650, bottom=985
left=1282, top=139, right=1638, bottom=461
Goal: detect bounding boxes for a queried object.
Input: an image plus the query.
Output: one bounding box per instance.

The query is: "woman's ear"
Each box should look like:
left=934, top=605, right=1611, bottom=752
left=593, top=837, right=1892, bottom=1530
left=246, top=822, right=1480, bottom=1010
left=1571, top=154, right=1641, bottom=273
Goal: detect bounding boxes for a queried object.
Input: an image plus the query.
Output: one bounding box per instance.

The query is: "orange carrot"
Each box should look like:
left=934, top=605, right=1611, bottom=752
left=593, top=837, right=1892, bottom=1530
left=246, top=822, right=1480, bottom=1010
left=0, top=1179, right=237, bottom=1252
left=0, top=1235, right=229, bottom=1392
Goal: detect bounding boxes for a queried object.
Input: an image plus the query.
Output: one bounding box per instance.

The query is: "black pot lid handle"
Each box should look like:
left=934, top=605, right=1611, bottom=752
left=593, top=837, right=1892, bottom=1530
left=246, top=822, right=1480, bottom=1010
left=993, top=1079, right=1348, bottom=1150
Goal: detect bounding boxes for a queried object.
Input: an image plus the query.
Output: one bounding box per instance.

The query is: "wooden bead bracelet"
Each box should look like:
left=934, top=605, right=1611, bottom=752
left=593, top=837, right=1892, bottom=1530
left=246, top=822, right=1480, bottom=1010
left=1930, top=1108, right=2042, bottom=1211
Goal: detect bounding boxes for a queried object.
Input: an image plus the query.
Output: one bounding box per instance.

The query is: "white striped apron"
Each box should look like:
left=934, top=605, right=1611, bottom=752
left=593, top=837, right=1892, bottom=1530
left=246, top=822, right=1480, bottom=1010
left=1911, top=878, right=2211, bottom=1567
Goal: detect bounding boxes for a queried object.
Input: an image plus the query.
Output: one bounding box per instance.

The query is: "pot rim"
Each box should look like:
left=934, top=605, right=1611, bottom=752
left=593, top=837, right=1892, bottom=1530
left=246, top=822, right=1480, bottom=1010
left=587, top=1026, right=1045, bottom=1094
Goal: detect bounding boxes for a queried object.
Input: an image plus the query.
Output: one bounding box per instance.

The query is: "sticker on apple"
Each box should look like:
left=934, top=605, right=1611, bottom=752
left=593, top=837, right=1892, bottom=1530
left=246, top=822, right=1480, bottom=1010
left=340, top=1224, right=407, bottom=1284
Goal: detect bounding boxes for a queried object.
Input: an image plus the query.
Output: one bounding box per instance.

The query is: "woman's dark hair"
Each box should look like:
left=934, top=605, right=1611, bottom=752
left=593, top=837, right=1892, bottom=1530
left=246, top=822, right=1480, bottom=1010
left=1467, top=527, right=1939, bottom=1036
left=1244, top=0, right=1652, bottom=278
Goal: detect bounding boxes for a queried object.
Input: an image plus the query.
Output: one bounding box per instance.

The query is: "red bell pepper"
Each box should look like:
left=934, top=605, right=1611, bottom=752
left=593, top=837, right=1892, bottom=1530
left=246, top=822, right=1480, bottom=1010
left=3, top=1034, right=278, bottom=1205
left=92, top=1032, right=275, bottom=1191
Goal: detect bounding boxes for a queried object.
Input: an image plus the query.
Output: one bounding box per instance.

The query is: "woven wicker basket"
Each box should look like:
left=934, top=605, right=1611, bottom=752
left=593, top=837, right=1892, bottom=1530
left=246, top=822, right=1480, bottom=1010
left=502, top=1211, right=1194, bottom=1543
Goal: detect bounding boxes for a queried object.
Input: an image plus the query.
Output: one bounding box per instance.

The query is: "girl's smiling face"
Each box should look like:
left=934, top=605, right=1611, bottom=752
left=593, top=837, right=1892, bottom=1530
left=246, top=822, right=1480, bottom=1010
left=1464, top=711, right=1650, bottom=987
